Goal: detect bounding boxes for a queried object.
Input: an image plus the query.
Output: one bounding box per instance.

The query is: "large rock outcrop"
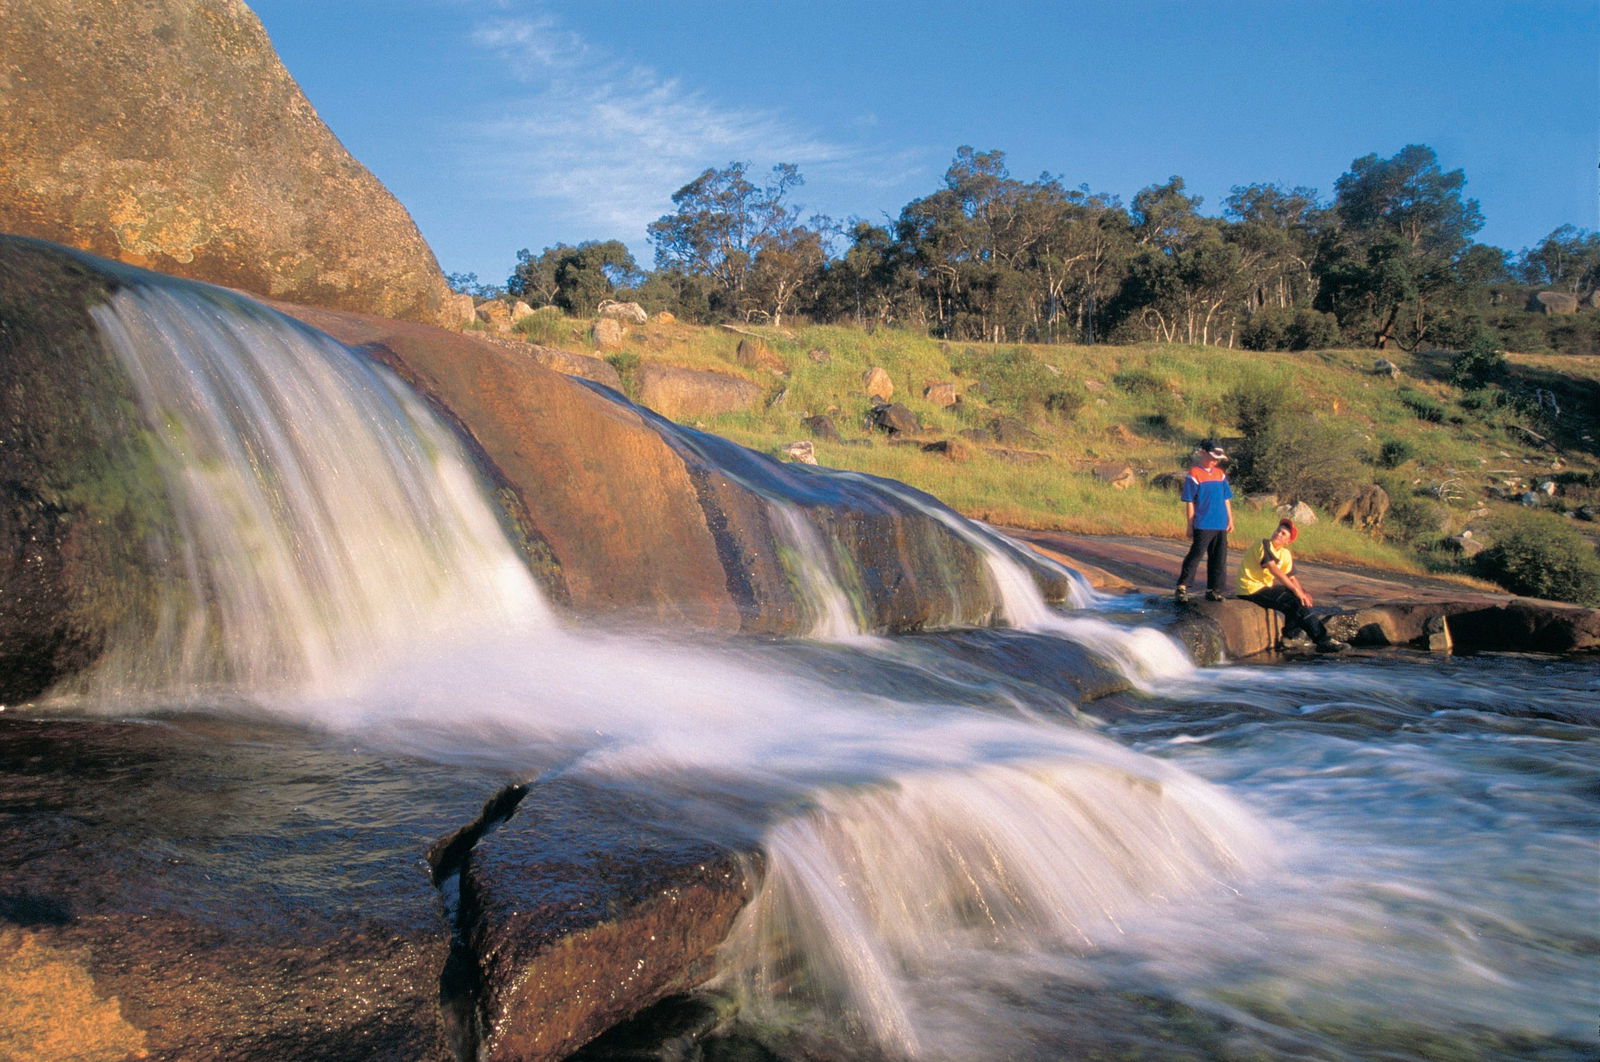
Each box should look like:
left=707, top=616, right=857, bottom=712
left=0, top=237, right=1070, bottom=699
left=0, top=0, right=452, bottom=325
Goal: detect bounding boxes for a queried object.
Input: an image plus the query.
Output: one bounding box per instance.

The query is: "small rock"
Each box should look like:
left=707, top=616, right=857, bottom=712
left=1092, top=463, right=1135, bottom=490
left=781, top=440, right=817, bottom=464
left=598, top=300, right=649, bottom=324
left=593, top=317, right=626, bottom=350
left=802, top=415, right=840, bottom=441
left=863, top=366, right=894, bottom=402
left=1276, top=501, right=1317, bottom=525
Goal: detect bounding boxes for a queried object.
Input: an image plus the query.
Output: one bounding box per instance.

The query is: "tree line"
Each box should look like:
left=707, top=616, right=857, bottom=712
left=452, top=144, right=1599, bottom=353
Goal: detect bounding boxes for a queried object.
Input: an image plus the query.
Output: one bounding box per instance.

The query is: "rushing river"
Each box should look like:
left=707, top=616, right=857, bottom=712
left=27, top=265, right=1600, bottom=1062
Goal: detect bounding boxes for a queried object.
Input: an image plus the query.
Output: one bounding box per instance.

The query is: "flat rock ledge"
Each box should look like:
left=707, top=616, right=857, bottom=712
left=433, top=778, right=760, bottom=1062
left=1168, top=596, right=1600, bottom=663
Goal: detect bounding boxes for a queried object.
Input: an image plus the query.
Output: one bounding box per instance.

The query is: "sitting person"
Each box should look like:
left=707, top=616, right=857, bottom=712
left=1236, top=518, right=1349, bottom=653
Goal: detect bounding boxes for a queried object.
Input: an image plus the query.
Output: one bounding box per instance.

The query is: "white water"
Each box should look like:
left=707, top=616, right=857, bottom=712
left=79, top=281, right=549, bottom=702
left=856, top=475, right=1195, bottom=689
left=58, top=274, right=1598, bottom=1062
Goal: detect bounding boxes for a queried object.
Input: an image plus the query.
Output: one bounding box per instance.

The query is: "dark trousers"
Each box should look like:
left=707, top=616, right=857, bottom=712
left=1177, top=528, right=1229, bottom=593
left=1243, top=586, right=1328, bottom=641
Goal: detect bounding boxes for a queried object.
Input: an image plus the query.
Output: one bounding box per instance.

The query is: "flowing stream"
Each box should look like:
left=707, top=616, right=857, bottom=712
left=35, top=273, right=1600, bottom=1061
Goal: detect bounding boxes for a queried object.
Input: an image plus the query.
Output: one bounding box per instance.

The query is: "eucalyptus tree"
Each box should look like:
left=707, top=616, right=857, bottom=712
left=1316, top=145, right=1484, bottom=349
left=1519, top=225, right=1600, bottom=293
left=507, top=240, right=640, bottom=315
left=647, top=162, right=823, bottom=323
left=1224, top=183, right=1328, bottom=312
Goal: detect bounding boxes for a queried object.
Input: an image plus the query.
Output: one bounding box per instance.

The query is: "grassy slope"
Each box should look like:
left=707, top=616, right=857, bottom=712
left=564, top=316, right=1600, bottom=579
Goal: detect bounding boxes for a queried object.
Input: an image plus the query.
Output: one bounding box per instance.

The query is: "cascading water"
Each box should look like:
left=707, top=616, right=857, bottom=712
left=854, top=473, right=1195, bottom=687
left=43, top=268, right=1598, bottom=1062
left=76, top=278, right=550, bottom=703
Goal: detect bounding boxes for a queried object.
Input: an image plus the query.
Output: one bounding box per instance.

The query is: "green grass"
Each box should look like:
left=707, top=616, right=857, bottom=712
left=514, top=315, right=1600, bottom=583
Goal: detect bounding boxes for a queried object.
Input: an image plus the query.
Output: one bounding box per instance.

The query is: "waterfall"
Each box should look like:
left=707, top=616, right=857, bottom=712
left=852, top=475, right=1194, bottom=688
left=76, top=278, right=550, bottom=702
left=713, top=747, right=1275, bottom=1059
left=64, top=269, right=1282, bottom=1060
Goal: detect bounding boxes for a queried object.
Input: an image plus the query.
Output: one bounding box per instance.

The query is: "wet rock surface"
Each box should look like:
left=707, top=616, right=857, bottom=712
left=0, top=716, right=501, bottom=1061
left=0, top=713, right=777, bottom=1062
left=447, top=778, right=759, bottom=1062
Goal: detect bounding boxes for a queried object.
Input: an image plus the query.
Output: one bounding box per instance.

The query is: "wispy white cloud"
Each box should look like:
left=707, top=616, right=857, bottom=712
left=457, top=9, right=921, bottom=257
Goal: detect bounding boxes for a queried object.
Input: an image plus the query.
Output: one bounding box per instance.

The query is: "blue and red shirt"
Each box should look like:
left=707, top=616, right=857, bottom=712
left=1180, top=465, right=1234, bottom=530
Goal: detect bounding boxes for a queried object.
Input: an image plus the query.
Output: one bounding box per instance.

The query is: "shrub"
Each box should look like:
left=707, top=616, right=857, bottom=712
left=1472, top=509, right=1600, bottom=606
left=1398, top=387, right=1446, bottom=423
left=1449, top=334, right=1507, bottom=391
left=1284, top=308, right=1341, bottom=351
left=1239, top=308, right=1340, bottom=352
left=1383, top=486, right=1450, bottom=543
left=1240, top=307, right=1293, bottom=351
left=1223, top=377, right=1360, bottom=507
left=1376, top=438, right=1416, bottom=469
left=513, top=306, right=567, bottom=345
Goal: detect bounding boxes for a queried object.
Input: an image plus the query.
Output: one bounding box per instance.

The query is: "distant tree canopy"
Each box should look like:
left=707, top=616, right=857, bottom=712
left=497, top=144, right=1597, bottom=354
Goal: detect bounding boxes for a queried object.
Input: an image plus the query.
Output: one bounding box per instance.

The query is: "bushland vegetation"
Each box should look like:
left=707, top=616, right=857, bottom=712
left=530, top=310, right=1600, bottom=603
left=458, top=144, right=1600, bottom=358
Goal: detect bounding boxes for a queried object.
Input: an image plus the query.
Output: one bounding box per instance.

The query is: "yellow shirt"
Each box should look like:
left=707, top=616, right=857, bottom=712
left=1237, top=538, right=1292, bottom=596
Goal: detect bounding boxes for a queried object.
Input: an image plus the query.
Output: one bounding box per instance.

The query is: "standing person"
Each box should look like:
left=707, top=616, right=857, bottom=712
left=1175, top=439, right=1234, bottom=603
left=1236, top=518, right=1350, bottom=652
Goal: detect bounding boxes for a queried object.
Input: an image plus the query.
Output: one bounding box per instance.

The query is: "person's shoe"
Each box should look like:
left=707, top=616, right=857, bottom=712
left=1280, top=631, right=1315, bottom=651
left=1173, top=585, right=1190, bottom=604
left=1316, top=638, right=1351, bottom=654
left=1205, top=590, right=1225, bottom=602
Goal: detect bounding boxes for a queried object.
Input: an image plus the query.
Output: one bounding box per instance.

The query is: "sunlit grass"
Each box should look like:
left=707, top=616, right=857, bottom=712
left=519, top=315, right=1599, bottom=580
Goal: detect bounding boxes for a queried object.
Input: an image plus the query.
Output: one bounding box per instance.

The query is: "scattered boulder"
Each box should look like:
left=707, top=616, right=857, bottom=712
left=1243, top=492, right=1281, bottom=510
left=802, top=415, right=841, bottom=441
left=1443, top=532, right=1488, bottom=559
left=807, top=347, right=831, bottom=364
left=735, top=337, right=786, bottom=375
left=476, top=300, right=511, bottom=331
left=653, top=311, right=676, bottom=324
left=1151, top=471, right=1186, bottom=493
left=781, top=440, right=818, bottom=464
left=921, top=438, right=975, bottom=462
left=863, top=366, right=894, bottom=401
left=989, top=417, right=1039, bottom=446
left=452, top=780, right=757, bottom=1062
left=1528, top=291, right=1581, bottom=315
left=870, top=402, right=922, bottom=436
left=634, top=363, right=762, bottom=420
left=1092, top=464, right=1136, bottom=490
left=509, top=301, right=536, bottom=324
left=1373, top=358, right=1401, bottom=378
left=593, top=317, right=627, bottom=350
left=0, top=0, right=453, bottom=325
left=522, top=345, right=623, bottom=390
left=446, top=292, right=476, bottom=327
left=923, top=382, right=959, bottom=408
left=1332, top=483, right=1391, bottom=531
left=598, top=300, right=649, bottom=325
left=1277, top=500, right=1318, bottom=525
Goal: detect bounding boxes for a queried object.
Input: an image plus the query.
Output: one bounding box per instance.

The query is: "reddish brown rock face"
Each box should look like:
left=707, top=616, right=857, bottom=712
left=0, top=0, right=452, bottom=325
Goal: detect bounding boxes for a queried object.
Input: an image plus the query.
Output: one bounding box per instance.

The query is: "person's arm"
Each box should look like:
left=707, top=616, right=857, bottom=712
left=1224, top=498, right=1235, bottom=534
left=1184, top=500, right=1196, bottom=533
left=1264, top=558, right=1312, bottom=607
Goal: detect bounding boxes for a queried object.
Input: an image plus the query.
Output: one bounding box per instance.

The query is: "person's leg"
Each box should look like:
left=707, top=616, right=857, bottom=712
left=1204, top=529, right=1229, bottom=597
left=1175, top=531, right=1206, bottom=598
left=1246, top=586, right=1304, bottom=638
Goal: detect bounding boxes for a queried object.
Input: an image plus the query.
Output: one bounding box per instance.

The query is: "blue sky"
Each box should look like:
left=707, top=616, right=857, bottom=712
left=247, top=0, right=1597, bottom=286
